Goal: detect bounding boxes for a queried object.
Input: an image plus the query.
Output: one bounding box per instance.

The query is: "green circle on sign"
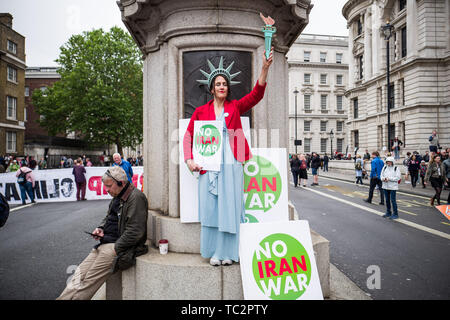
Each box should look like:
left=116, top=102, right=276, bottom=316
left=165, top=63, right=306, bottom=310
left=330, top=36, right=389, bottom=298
left=194, top=124, right=221, bottom=157
left=251, top=233, right=312, bottom=300
left=244, top=155, right=282, bottom=212
left=244, top=214, right=259, bottom=223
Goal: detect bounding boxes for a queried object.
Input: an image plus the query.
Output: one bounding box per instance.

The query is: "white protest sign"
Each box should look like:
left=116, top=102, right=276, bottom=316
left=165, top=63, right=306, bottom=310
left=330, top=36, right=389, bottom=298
left=0, top=167, right=144, bottom=204
left=239, top=220, right=323, bottom=300
left=179, top=117, right=251, bottom=223
left=243, top=148, right=288, bottom=223
left=193, top=120, right=223, bottom=172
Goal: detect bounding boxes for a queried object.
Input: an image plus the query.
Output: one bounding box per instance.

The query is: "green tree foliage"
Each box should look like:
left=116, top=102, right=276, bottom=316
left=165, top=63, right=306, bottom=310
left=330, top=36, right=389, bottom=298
left=32, top=27, right=143, bottom=155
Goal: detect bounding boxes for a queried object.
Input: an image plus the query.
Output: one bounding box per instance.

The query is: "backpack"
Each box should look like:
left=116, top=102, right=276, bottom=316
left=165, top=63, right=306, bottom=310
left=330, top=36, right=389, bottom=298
left=0, top=192, right=10, bottom=228
left=17, top=169, right=29, bottom=185
left=300, top=160, right=307, bottom=170
left=402, top=158, right=410, bottom=167
left=355, top=161, right=362, bottom=170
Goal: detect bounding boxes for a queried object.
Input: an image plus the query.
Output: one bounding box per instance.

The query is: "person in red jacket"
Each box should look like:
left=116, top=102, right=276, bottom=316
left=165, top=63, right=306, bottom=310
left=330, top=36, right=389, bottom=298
left=183, top=49, right=273, bottom=266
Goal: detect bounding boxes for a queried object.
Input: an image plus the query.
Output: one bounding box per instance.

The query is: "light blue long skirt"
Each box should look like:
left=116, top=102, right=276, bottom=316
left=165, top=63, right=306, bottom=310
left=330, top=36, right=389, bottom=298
left=198, top=110, right=245, bottom=262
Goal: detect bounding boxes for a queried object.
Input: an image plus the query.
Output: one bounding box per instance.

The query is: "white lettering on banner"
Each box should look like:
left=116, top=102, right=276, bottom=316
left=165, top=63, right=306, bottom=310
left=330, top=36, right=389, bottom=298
left=0, top=167, right=144, bottom=204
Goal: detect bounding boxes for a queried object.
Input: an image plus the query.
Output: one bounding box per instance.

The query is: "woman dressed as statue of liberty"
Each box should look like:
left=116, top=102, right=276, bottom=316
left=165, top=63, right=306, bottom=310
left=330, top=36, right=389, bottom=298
left=183, top=43, right=273, bottom=266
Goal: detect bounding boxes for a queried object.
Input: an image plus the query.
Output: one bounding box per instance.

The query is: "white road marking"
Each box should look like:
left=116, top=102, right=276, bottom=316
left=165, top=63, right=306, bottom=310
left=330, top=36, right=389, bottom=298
left=10, top=203, right=35, bottom=212
left=293, top=183, right=450, bottom=241
left=320, top=176, right=431, bottom=200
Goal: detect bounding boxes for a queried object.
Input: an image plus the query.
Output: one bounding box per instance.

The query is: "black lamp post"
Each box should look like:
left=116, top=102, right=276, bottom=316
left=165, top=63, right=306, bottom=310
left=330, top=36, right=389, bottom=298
left=382, top=22, right=394, bottom=152
left=293, top=87, right=299, bottom=154
left=330, top=129, right=334, bottom=159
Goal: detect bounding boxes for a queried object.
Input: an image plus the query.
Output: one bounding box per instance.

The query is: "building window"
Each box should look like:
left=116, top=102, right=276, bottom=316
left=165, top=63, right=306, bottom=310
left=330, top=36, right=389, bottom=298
left=25, top=86, right=30, bottom=97
left=336, top=74, right=343, bottom=85
left=304, top=73, right=311, bottom=84
left=7, top=66, right=17, bottom=82
left=353, top=130, right=359, bottom=148
left=304, top=95, right=311, bottom=111
left=321, top=95, right=327, bottom=110
left=320, top=74, right=327, bottom=84
left=336, top=95, right=343, bottom=111
left=337, top=138, right=344, bottom=153
left=6, top=131, right=17, bottom=153
left=320, top=52, right=327, bottom=63
left=399, top=0, right=406, bottom=11
left=388, top=83, right=395, bottom=109
left=304, top=120, right=311, bottom=132
left=401, top=26, right=407, bottom=58
left=7, top=96, right=17, bottom=120
left=336, top=53, right=343, bottom=64
left=320, top=121, right=327, bottom=132
left=304, top=51, right=311, bottom=62
left=358, top=55, right=364, bottom=80
left=357, top=20, right=362, bottom=36
left=337, top=121, right=343, bottom=132
left=304, top=138, right=311, bottom=153
left=353, top=98, right=358, bottom=119
left=321, top=138, right=327, bottom=153
left=7, top=40, right=17, bottom=54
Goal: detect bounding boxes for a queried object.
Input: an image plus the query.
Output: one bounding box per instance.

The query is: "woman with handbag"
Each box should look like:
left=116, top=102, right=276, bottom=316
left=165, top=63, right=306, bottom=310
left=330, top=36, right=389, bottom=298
left=425, top=155, right=446, bottom=206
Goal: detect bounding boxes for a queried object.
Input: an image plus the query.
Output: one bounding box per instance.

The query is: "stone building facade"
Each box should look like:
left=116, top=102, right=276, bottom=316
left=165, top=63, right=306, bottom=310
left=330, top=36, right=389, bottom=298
left=0, top=13, right=26, bottom=156
left=287, top=34, right=349, bottom=156
left=342, top=0, right=450, bottom=156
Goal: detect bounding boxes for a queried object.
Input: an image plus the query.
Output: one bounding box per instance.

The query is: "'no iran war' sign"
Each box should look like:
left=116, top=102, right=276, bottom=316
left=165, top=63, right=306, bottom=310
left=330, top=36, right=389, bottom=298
left=179, top=118, right=251, bottom=223
left=193, top=120, right=223, bottom=172
left=0, top=167, right=143, bottom=204
left=239, top=220, right=323, bottom=300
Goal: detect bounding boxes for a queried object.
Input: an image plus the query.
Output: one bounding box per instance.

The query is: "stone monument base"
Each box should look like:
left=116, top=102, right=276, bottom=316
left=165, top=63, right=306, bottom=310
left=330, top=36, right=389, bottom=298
left=104, top=205, right=330, bottom=300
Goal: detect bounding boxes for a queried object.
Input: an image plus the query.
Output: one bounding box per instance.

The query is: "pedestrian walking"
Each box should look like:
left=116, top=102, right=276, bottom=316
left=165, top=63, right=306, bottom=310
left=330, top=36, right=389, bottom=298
left=403, top=152, right=411, bottom=184
left=428, top=130, right=440, bottom=153
left=391, top=137, right=403, bottom=160
left=364, top=151, right=385, bottom=205
left=355, top=155, right=364, bottom=185
left=408, top=154, right=420, bottom=188
left=444, top=156, right=450, bottom=204
left=72, top=159, right=87, bottom=201
left=112, top=153, right=134, bottom=183
left=310, top=152, right=321, bottom=186
left=323, top=153, right=329, bottom=172
left=419, top=160, right=427, bottom=188
left=380, top=157, right=401, bottom=220
left=7, top=160, right=19, bottom=172
left=290, top=154, right=300, bottom=188
left=298, top=154, right=308, bottom=187
left=57, top=166, right=148, bottom=300
left=16, top=165, right=35, bottom=205
left=86, top=158, right=93, bottom=167
left=425, top=155, right=446, bottom=206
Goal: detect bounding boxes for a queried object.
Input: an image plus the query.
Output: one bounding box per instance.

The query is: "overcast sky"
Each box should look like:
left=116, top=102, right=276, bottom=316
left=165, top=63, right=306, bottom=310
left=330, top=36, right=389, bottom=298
left=0, top=0, right=349, bottom=67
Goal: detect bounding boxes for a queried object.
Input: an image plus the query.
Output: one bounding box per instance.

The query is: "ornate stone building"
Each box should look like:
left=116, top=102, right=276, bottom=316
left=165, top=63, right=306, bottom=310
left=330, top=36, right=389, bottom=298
left=287, top=34, right=349, bottom=156
left=0, top=13, right=26, bottom=156
left=342, top=0, right=449, bottom=155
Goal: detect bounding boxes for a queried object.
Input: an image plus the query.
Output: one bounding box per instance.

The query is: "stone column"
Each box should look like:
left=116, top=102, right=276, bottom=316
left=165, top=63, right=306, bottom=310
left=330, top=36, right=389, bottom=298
left=115, top=0, right=323, bottom=300
left=364, top=9, right=373, bottom=80
left=406, top=0, right=418, bottom=58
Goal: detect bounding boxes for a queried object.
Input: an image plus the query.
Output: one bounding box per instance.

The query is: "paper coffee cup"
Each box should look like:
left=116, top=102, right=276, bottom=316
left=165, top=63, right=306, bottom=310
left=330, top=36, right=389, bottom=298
left=159, top=239, right=168, bottom=254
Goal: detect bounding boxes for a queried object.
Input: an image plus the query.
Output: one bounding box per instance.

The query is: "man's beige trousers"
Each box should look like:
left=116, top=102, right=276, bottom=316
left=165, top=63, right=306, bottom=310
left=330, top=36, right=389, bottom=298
left=57, top=243, right=116, bottom=300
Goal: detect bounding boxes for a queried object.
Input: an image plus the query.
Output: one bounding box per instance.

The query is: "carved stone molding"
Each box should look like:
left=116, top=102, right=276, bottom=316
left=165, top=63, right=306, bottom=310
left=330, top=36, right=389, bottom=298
left=117, top=0, right=312, bottom=54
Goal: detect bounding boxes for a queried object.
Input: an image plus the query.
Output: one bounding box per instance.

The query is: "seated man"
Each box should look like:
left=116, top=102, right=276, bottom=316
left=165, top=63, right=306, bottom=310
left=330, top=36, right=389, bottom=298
left=57, top=166, right=148, bottom=300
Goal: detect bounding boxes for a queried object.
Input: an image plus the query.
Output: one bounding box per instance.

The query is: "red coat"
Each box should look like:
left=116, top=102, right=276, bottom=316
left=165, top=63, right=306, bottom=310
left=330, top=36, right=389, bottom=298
left=183, top=80, right=267, bottom=173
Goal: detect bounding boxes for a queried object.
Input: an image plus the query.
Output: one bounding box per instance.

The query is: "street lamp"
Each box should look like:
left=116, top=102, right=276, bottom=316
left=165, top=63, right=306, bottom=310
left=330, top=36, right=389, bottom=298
left=330, top=129, right=334, bottom=159
left=293, top=87, right=299, bottom=154
left=382, top=21, right=394, bottom=152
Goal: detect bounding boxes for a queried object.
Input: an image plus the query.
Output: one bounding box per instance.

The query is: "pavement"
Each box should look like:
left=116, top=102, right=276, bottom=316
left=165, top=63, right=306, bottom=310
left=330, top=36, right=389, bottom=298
left=316, top=168, right=449, bottom=203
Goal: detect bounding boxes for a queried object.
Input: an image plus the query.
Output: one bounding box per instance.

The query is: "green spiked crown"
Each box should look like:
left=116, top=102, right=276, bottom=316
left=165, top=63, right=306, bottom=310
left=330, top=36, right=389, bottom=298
left=197, top=56, right=241, bottom=89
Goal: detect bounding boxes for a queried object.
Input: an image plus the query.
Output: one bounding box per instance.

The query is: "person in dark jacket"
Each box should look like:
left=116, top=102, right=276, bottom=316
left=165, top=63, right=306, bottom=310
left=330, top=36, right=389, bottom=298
left=323, top=154, right=329, bottom=172
left=72, top=158, right=87, bottom=201
left=408, top=154, right=420, bottom=188
left=290, top=154, right=301, bottom=188
left=310, top=152, right=321, bottom=186
left=57, top=166, right=148, bottom=300
left=364, top=151, right=385, bottom=205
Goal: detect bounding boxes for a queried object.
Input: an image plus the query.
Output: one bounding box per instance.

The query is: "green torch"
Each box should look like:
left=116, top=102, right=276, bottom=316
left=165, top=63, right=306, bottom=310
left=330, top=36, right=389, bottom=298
left=260, top=13, right=276, bottom=60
